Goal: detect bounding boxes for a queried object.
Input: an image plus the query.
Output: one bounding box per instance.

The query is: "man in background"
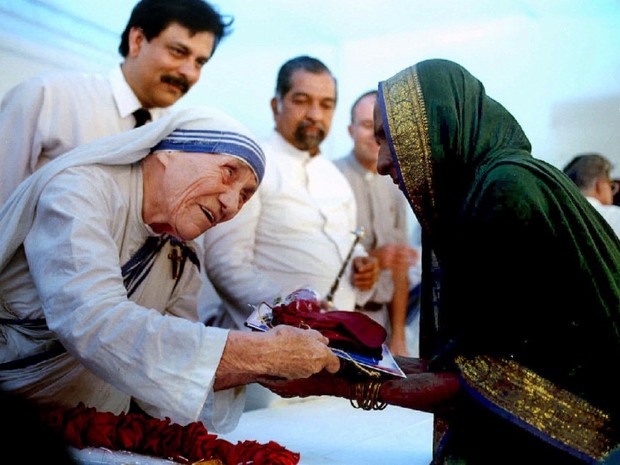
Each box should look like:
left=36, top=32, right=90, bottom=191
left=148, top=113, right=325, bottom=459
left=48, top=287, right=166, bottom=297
left=200, top=55, right=379, bottom=409
left=335, top=90, right=418, bottom=356
left=563, top=152, right=620, bottom=238
left=201, top=55, right=379, bottom=330
left=0, top=0, right=232, bottom=204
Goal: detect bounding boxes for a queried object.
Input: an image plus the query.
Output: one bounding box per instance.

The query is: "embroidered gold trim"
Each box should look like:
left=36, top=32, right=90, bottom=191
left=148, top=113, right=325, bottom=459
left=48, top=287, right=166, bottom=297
left=381, top=65, right=435, bottom=234
left=456, top=355, right=616, bottom=461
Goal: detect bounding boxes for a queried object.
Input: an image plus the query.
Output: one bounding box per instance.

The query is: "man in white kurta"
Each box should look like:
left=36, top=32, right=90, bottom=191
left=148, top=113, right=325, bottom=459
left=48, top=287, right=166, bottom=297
left=199, top=57, right=379, bottom=410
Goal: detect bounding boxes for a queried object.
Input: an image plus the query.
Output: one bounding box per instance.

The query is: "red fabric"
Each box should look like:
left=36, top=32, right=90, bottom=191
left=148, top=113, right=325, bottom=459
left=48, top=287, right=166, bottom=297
left=271, top=299, right=387, bottom=359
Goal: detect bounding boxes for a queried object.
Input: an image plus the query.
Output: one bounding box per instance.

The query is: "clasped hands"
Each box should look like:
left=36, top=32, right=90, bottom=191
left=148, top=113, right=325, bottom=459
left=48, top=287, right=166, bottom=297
left=351, top=255, right=380, bottom=291
left=350, top=244, right=418, bottom=292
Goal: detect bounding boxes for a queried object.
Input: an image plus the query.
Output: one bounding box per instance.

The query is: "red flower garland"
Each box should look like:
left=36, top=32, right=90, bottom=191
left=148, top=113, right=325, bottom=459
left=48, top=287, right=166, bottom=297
left=40, top=403, right=300, bottom=465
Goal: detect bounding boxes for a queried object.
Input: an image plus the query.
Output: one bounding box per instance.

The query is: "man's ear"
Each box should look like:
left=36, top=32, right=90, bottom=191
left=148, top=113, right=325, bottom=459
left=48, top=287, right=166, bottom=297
left=127, top=27, right=145, bottom=57
left=270, top=97, right=280, bottom=116
left=347, top=124, right=354, bottom=138
left=593, top=176, right=610, bottom=203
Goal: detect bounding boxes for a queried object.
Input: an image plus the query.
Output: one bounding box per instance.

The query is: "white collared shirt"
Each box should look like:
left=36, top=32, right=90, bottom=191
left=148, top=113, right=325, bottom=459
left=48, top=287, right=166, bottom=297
left=586, top=196, right=620, bottom=238
left=0, top=65, right=167, bottom=204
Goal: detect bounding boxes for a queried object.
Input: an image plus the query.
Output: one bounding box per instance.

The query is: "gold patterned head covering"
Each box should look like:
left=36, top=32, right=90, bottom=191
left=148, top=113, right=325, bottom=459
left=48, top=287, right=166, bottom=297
left=377, top=59, right=531, bottom=245
left=378, top=59, right=620, bottom=463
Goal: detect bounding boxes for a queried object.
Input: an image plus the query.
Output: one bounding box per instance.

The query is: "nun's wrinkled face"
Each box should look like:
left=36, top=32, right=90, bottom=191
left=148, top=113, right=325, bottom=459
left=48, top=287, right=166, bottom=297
left=145, top=151, right=258, bottom=240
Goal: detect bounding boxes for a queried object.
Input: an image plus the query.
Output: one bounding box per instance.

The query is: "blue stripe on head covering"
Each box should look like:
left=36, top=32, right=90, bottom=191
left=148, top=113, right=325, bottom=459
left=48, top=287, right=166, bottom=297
left=152, top=128, right=266, bottom=183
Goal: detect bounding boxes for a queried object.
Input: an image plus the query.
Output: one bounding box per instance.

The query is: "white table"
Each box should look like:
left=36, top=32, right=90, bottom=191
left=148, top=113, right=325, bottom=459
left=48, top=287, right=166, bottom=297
left=219, top=396, right=433, bottom=465
left=72, top=396, right=433, bottom=465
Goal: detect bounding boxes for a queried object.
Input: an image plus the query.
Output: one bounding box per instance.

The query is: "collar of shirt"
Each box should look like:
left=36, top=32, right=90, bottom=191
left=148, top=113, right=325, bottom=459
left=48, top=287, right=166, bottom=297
left=269, top=129, right=321, bottom=164
left=586, top=196, right=603, bottom=207
left=108, top=65, right=165, bottom=121
left=346, top=152, right=379, bottom=182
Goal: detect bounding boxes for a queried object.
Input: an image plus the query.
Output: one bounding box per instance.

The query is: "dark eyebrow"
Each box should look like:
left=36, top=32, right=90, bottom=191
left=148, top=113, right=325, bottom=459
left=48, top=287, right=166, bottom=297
left=169, top=40, right=189, bottom=51
left=290, top=91, right=335, bottom=104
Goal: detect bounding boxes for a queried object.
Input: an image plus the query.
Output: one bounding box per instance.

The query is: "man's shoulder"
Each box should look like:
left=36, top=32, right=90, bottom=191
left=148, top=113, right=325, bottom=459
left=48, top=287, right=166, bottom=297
left=332, top=154, right=353, bottom=170
left=332, top=154, right=349, bottom=164
left=332, top=155, right=357, bottom=185
left=315, top=155, right=351, bottom=176
left=11, top=70, right=109, bottom=95
left=598, top=202, right=620, bottom=218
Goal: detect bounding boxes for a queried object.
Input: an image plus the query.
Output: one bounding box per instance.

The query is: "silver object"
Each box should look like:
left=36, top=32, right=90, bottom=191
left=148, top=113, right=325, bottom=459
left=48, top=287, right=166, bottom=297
left=325, top=226, right=365, bottom=307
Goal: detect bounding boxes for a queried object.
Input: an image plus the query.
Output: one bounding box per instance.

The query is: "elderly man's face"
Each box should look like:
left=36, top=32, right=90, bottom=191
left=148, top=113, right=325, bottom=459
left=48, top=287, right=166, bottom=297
left=272, top=69, right=336, bottom=156
left=146, top=151, right=258, bottom=240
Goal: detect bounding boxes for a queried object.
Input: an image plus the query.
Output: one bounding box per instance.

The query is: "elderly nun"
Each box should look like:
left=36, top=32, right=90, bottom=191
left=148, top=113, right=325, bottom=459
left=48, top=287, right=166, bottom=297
left=0, top=107, right=339, bottom=433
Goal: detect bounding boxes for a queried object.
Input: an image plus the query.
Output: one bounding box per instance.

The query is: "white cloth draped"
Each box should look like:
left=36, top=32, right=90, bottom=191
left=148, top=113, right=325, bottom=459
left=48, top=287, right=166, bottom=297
left=0, top=107, right=258, bottom=432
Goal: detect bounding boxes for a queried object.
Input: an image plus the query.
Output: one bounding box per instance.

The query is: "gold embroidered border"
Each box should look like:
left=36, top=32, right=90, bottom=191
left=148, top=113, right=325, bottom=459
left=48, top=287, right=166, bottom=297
left=380, top=65, right=435, bottom=234
left=456, top=355, right=616, bottom=461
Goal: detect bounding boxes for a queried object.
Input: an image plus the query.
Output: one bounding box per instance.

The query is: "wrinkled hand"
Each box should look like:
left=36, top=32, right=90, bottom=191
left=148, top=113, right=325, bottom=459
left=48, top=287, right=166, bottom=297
left=370, top=244, right=419, bottom=271
left=259, top=325, right=341, bottom=379
left=351, top=256, right=379, bottom=291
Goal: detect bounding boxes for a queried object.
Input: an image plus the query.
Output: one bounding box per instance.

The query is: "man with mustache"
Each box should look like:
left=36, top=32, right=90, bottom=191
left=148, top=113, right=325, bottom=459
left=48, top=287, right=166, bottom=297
left=200, top=55, right=380, bottom=409
left=0, top=0, right=232, bottom=205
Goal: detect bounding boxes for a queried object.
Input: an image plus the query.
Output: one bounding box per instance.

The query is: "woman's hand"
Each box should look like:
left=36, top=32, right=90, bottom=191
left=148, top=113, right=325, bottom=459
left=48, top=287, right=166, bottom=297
left=259, top=369, right=350, bottom=399
left=261, top=356, right=461, bottom=415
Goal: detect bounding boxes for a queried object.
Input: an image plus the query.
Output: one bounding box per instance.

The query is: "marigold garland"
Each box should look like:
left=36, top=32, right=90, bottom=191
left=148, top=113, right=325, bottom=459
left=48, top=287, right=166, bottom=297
left=40, top=403, right=300, bottom=465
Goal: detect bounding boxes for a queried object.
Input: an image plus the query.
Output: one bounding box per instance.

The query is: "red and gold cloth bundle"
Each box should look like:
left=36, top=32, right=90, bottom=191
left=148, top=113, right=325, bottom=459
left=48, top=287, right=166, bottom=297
left=270, top=297, right=387, bottom=359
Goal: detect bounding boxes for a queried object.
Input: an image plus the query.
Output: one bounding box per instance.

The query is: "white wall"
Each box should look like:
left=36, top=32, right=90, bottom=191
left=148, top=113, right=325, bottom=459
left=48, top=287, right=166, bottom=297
left=329, top=15, right=620, bottom=173
left=1, top=1, right=619, bottom=174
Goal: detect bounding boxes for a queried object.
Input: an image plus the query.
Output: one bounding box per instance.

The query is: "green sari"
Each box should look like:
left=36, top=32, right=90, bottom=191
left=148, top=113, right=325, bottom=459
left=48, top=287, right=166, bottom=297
left=378, top=59, right=620, bottom=464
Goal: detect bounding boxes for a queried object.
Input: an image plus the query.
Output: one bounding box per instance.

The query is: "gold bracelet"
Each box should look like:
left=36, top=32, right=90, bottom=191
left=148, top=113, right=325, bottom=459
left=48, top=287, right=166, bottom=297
left=349, top=380, right=387, bottom=411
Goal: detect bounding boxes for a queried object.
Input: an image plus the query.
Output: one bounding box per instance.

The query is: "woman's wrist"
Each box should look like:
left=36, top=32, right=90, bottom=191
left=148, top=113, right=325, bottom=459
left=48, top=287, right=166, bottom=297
left=348, top=378, right=387, bottom=411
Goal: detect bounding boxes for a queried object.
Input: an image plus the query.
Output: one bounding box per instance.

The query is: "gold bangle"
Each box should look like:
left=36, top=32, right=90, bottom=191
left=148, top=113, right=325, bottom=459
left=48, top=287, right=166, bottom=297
left=349, top=380, right=387, bottom=411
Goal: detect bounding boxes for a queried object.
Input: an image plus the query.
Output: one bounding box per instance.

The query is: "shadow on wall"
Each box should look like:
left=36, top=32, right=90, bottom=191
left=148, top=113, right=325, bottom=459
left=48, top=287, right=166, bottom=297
left=549, top=94, right=620, bottom=171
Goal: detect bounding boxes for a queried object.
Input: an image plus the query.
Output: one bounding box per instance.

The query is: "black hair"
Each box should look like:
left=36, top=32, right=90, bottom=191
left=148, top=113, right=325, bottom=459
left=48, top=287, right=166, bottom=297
left=275, top=55, right=337, bottom=101
left=118, top=0, right=233, bottom=57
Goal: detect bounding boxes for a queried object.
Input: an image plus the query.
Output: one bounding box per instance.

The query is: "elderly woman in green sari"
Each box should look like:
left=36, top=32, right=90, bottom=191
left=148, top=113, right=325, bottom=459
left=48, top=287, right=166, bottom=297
left=261, top=59, right=620, bottom=464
